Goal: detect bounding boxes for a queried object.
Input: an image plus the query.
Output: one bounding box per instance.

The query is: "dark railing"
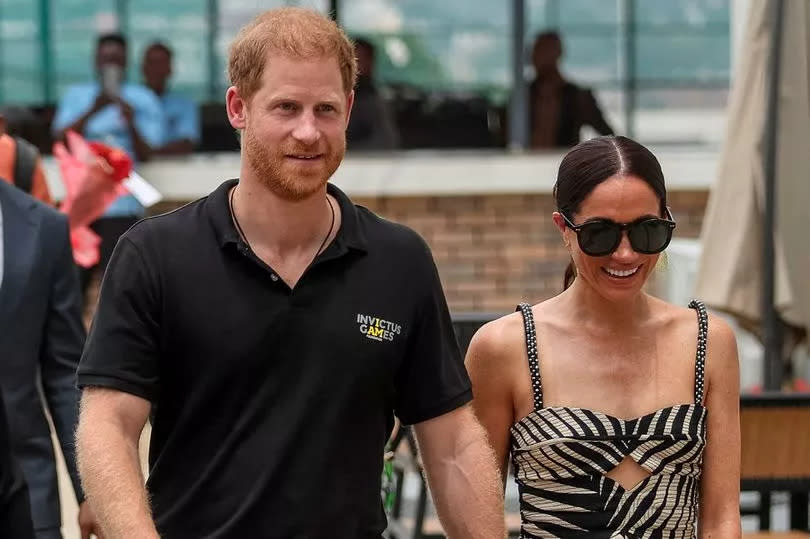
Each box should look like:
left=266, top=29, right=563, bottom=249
left=451, top=312, right=504, bottom=356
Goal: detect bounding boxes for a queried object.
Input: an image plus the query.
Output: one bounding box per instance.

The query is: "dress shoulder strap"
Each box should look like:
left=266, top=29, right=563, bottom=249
left=688, top=300, right=708, bottom=404
left=516, top=303, right=543, bottom=409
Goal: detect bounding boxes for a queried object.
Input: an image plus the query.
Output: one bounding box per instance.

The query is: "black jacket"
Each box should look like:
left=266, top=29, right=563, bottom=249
left=0, top=179, right=86, bottom=532
left=529, top=79, right=614, bottom=148
left=0, top=387, right=35, bottom=539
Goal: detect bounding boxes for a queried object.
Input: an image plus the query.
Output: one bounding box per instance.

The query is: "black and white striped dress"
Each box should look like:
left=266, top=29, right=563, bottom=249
left=510, top=300, right=708, bottom=538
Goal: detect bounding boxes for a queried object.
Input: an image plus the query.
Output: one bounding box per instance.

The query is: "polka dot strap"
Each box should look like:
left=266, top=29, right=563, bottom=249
left=516, top=303, right=543, bottom=410
left=688, top=300, right=708, bottom=404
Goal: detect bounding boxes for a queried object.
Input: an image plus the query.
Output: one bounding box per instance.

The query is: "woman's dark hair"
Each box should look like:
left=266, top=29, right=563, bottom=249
left=553, top=136, right=668, bottom=290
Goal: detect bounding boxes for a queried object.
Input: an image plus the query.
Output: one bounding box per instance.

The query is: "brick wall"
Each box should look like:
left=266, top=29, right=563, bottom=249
left=145, top=190, right=708, bottom=315
left=350, top=190, right=708, bottom=313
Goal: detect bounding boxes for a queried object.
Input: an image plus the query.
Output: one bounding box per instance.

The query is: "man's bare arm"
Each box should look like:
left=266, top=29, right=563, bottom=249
left=76, top=387, right=159, bottom=539
left=413, top=404, right=506, bottom=539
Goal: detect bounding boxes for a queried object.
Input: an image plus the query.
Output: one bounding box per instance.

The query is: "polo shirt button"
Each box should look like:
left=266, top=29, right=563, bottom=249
left=270, top=274, right=279, bottom=282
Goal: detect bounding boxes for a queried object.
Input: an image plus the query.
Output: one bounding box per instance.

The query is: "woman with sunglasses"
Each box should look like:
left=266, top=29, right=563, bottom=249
left=466, top=136, right=741, bottom=537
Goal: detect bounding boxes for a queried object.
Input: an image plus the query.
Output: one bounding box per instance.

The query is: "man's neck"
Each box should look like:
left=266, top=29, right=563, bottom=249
left=536, top=68, right=564, bottom=86
left=230, top=176, right=336, bottom=259
left=561, top=279, right=653, bottom=335
left=149, top=84, right=166, bottom=97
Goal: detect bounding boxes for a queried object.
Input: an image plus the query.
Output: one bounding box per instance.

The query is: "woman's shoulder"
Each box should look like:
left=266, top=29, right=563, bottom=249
left=465, top=301, right=554, bottom=402
left=467, top=298, right=563, bottom=364
left=701, top=309, right=739, bottom=375
left=678, top=301, right=741, bottom=398
left=652, top=297, right=735, bottom=339
left=649, top=296, right=738, bottom=364
left=466, top=309, right=524, bottom=364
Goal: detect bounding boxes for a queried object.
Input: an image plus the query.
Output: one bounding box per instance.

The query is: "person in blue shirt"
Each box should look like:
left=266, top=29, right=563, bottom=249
left=52, top=33, right=166, bottom=293
left=142, top=42, right=200, bottom=155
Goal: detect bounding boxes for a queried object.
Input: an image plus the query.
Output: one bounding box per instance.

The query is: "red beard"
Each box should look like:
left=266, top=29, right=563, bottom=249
left=242, top=125, right=345, bottom=201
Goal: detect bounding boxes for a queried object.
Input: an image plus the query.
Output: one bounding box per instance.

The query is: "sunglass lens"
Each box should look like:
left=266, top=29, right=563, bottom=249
left=629, top=220, right=672, bottom=253
left=578, top=222, right=620, bottom=256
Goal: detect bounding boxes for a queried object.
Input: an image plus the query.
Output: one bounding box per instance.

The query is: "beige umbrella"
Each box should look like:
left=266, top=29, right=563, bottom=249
left=695, top=0, right=810, bottom=384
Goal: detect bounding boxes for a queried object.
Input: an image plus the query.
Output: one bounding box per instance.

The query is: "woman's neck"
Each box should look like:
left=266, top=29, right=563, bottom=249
left=560, top=278, right=653, bottom=334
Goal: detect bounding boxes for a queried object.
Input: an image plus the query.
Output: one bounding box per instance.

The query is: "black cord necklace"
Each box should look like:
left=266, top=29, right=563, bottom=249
left=229, top=186, right=335, bottom=264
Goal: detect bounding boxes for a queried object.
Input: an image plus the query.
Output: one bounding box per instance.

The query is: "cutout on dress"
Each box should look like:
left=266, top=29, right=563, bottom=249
left=605, top=456, right=652, bottom=492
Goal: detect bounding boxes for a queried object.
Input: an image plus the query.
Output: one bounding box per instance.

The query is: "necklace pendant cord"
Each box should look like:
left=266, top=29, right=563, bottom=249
left=228, top=186, right=336, bottom=265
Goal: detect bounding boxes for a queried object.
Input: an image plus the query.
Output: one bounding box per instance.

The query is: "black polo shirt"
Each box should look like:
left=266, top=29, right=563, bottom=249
left=77, top=179, right=471, bottom=539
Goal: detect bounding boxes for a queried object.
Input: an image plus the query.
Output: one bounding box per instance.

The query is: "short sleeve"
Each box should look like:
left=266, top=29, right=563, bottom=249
left=51, top=87, right=87, bottom=134
left=134, top=92, right=167, bottom=148
left=77, top=236, right=160, bottom=401
left=169, top=97, right=201, bottom=144
left=394, top=240, right=471, bottom=425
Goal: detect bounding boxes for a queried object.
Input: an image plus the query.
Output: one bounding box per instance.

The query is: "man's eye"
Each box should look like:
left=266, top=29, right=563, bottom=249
left=278, top=102, right=296, bottom=111
left=318, top=104, right=336, bottom=112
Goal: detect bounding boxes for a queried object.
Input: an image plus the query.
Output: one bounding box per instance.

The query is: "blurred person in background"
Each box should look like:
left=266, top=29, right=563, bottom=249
left=75, top=7, right=504, bottom=539
left=141, top=41, right=200, bottom=155
left=0, top=179, right=100, bottom=538
left=466, top=137, right=740, bottom=537
left=529, top=31, right=614, bottom=149
left=346, top=37, right=400, bottom=150
left=52, top=33, right=165, bottom=294
left=0, top=109, right=52, bottom=204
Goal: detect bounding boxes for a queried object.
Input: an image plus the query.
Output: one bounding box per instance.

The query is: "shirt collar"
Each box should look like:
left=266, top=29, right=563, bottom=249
left=207, top=179, right=368, bottom=253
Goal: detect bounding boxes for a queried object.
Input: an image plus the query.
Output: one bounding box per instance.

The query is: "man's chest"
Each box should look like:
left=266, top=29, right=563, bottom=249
left=159, top=263, right=417, bottom=390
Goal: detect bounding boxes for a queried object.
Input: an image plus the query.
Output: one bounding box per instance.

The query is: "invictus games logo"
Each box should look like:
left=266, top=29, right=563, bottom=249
left=357, top=314, right=402, bottom=342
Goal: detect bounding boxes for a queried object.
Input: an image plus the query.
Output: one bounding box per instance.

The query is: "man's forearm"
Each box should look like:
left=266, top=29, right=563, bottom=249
left=699, top=519, right=742, bottom=539
left=77, top=419, right=158, bottom=538
left=127, top=123, right=153, bottom=162
left=59, top=107, right=97, bottom=140
left=423, top=428, right=506, bottom=539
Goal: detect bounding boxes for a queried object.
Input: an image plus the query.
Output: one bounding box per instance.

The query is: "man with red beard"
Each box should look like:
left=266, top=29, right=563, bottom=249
left=74, top=7, right=506, bottom=539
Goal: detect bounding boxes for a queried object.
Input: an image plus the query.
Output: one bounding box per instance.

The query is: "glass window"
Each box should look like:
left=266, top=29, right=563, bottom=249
left=0, top=0, right=733, bottom=148
left=635, top=33, right=729, bottom=83
left=552, top=0, right=620, bottom=26
left=51, top=0, right=116, bottom=99
left=341, top=0, right=510, bottom=100
left=126, top=0, right=210, bottom=101
left=1, top=0, right=44, bottom=103
left=635, top=0, right=730, bottom=26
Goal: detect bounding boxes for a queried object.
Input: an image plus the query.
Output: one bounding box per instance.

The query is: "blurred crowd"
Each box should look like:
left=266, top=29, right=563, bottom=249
left=5, top=30, right=618, bottom=160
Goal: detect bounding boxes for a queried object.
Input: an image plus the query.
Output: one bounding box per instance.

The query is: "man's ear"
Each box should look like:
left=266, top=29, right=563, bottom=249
left=226, top=86, right=247, bottom=129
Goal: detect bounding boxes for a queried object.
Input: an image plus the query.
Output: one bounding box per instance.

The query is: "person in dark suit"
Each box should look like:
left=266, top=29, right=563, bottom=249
left=529, top=30, right=614, bottom=149
left=0, top=387, right=35, bottom=539
left=0, top=180, right=101, bottom=538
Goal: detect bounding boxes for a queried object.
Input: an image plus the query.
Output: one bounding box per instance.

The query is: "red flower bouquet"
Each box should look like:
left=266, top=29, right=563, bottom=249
left=53, top=130, right=131, bottom=267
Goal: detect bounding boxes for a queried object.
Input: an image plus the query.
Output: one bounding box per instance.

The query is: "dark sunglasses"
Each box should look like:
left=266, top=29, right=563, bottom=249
left=560, top=208, right=676, bottom=257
